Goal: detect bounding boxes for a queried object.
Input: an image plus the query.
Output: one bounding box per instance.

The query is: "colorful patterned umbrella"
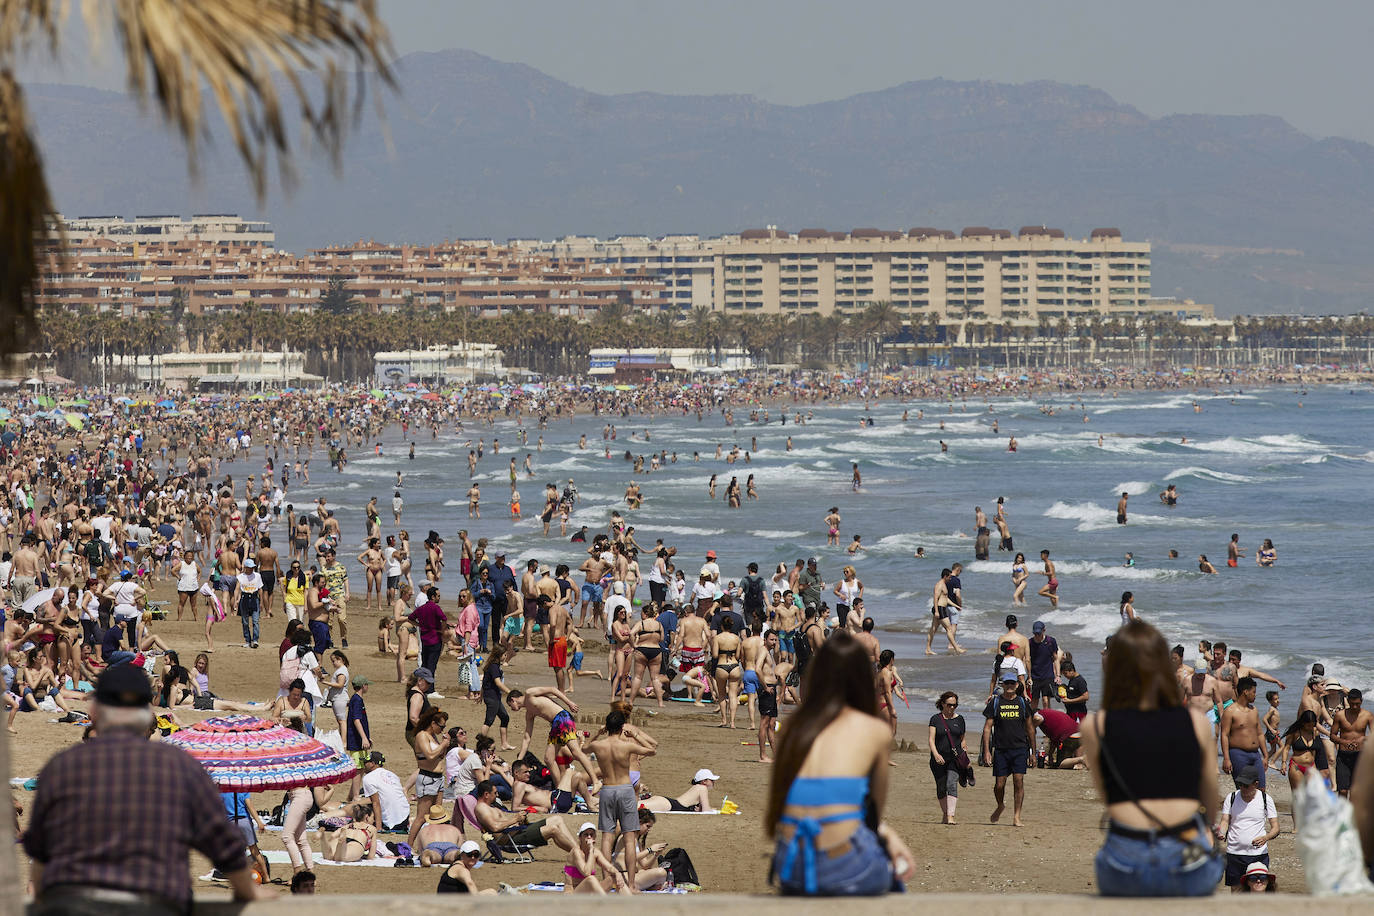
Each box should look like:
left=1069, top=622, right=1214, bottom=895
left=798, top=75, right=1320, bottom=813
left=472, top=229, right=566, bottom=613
left=161, top=715, right=356, bottom=792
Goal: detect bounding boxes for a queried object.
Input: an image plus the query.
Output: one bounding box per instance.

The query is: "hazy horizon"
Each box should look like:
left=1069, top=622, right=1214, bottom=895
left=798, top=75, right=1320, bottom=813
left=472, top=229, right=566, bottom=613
left=17, top=0, right=1374, bottom=145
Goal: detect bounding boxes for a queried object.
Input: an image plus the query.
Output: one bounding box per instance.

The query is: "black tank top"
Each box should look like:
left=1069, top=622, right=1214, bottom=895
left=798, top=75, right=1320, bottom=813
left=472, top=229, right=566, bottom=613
left=1099, top=707, right=1201, bottom=804
left=406, top=688, right=430, bottom=730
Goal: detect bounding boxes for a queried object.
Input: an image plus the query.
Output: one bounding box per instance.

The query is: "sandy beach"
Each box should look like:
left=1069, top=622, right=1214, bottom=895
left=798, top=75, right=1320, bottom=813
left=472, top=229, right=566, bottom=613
left=9, top=578, right=1310, bottom=896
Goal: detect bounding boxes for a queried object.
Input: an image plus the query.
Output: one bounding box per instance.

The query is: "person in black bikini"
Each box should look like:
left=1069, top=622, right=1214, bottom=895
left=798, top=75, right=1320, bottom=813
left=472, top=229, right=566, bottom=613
left=436, top=841, right=495, bottom=894
left=712, top=616, right=743, bottom=728
left=624, top=604, right=666, bottom=708
left=638, top=768, right=719, bottom=813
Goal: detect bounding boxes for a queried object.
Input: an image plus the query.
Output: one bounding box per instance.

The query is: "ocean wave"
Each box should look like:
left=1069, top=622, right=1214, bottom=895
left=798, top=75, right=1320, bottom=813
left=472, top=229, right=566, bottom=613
left=1113, top=481, right=1155, bottom=496
left=965, top=559, right=1184, bottom=582
left=1186, top=434, right=1326, bottom=458
left=1043, top=501, right=1213, bottom=532
left=747, top=529, right=810, bottom=540
left=1163, top=466, right=1258, bottom=484
left=632, top=523, right=727, bottom=537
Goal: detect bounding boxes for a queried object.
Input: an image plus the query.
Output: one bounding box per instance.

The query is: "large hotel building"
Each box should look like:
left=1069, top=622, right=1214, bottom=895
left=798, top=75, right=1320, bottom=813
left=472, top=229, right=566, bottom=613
left=522, top=225, right=1160, bottom=321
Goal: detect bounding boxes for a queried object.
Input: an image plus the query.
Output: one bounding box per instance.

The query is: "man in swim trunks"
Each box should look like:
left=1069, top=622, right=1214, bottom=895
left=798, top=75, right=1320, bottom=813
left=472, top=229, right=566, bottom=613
left=473, top=779, right=576, bottom=853
left=509, top=686, right=599, bottom=787
left=1035, top=550, right=1059, bottom=608
left=578, top=552, right=609, bottom=629
left=1221, top=677, right=1268, bottom=788
left=588, top=709, right=656, bottom=893
left=546, top=591, right=572, bottom=692
left=416, top=804, right=465, bottom=866
left=509, top=759, right=596, bottom=815
left=676, top=604, right=710, bottom=672
left=1227, top=534, right=1245, bottom=568
left=1116, top=492, right=1128, bottom=525
left=1333, top=689, right=1372, bottom=797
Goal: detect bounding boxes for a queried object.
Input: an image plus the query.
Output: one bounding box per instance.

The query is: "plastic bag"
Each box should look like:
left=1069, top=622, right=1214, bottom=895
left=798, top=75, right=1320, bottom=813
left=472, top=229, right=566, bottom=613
left=1292, top=766, right=1374, bottom=896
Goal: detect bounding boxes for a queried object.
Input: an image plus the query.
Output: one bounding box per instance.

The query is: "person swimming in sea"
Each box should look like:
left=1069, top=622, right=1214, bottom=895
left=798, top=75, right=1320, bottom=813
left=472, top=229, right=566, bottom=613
left=1159, top=484, right=1178, bottom=507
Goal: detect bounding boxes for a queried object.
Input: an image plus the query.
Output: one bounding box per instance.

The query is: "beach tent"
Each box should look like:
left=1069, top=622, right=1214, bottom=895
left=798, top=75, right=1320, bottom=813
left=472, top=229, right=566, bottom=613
left=160, top=715, right=357, bottom=792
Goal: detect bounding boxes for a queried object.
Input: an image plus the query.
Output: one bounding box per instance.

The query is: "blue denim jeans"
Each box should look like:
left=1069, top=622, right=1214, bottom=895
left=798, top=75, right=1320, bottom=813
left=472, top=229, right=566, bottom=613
left=239, top=608, right=260, bottom=644
left=774, top=824, right=901, bottom=896
left=1096, top=818, right=1224, bottom=897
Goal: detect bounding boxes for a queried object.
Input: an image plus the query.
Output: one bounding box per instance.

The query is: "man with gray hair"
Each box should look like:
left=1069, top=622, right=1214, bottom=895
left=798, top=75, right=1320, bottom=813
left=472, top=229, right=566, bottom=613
left=23, top=665, right=273, bottom=913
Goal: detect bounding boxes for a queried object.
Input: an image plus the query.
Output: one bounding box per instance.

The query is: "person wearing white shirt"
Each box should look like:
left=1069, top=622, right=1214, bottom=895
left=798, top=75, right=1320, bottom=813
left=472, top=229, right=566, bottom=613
left=233, top=558, right=265, bottom=648
left=360, top=754, right=411, bottom=830
left=1216, top=766, right=1279, bottom=892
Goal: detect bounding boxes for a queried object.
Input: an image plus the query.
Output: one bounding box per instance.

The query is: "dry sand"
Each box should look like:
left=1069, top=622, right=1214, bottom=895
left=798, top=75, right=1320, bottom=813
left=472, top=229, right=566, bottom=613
left=9, top=580, right=1308, bottom=895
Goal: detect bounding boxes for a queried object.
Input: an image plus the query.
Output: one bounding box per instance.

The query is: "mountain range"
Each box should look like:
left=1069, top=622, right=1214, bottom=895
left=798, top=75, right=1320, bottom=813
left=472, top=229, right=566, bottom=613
left=24, top=49, right=1374, bottom=315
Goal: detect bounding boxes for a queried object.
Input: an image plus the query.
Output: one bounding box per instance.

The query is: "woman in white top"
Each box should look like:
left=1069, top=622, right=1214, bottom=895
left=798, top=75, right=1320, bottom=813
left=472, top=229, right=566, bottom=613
left=278, top=629, right=326, bottom=704
left=770, top=563, right=790, bottom=595
left=322, top=649, right=350, bottom=734
left=833, top=566, right=863, bottom=621
left=174, top=549, right=199, bottom=621
left=103, top=571, right=146, bottom=651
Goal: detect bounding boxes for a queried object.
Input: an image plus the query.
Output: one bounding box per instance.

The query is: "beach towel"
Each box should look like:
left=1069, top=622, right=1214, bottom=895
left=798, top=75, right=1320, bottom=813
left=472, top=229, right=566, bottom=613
left=524, top=882, right=689, bottom=894
left=260, top=849, right=399, bottom=868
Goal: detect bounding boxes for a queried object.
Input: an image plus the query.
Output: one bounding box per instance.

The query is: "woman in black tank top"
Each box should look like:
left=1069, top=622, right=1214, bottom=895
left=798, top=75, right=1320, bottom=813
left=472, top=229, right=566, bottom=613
left=1080, top=620, right=1223, bottom=898
left=404, top=667, right=433, bottom=747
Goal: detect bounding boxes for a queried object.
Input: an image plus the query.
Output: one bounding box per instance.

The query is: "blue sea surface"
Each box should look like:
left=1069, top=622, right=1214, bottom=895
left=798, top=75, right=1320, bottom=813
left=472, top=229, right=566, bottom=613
left=269, top=384, right=1374, bottom=717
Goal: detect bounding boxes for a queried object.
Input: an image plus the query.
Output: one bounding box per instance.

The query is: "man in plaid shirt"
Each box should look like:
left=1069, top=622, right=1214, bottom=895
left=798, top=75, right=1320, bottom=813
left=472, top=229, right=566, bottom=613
left=23, top=664, right=274, bottom=914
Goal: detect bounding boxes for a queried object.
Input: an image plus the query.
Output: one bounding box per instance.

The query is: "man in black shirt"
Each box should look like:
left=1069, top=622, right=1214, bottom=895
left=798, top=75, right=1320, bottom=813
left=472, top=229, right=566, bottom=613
left=1060, top=658, right=1090, bottom=722
left=1027, top=621, right=1062, bottom=709
left=981, top=674, right=1043, bottom=827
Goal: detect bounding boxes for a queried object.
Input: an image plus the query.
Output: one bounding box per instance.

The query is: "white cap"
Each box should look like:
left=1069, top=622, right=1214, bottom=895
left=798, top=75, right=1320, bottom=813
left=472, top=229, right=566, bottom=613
left=612, top=581, right=626, bottom=596
left=459, top=840, right=482, bottom=855
left=578, top=821, right=597, bottom=835
left=693, top=768, right=720, bottom=783
left=243, top=558, right=256, bottom=568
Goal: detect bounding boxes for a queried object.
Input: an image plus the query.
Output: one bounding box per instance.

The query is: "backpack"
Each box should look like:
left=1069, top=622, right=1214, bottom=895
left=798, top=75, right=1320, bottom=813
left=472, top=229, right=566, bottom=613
left=659, top=847, right=699, bottom=887
left=794, top=622, right=817, bottom=673
left=741, top=575, right=765, bottom=612
left=84, top=538, right=105, bottom=566
left=279, top=648, right=303, bottom=690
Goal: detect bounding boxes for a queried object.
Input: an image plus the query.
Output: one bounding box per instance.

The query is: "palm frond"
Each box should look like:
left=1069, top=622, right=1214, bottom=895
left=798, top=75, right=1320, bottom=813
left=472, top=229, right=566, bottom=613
left=0, top=71, right=54, bottom=352
left=105, top=0, right=394, bottom=195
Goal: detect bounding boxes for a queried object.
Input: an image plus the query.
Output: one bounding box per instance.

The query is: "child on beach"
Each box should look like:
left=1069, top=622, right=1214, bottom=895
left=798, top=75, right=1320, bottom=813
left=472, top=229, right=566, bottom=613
left=563, top=629, right=604, bottom=693
left=1264, top=691, right=1282, bottom=763
left=376, top=618, right=393, bottom=655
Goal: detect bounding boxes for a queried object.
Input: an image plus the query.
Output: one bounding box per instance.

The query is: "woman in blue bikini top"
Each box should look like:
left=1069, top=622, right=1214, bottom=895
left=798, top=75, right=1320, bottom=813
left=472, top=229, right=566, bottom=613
left=765, top=632, right=914, bottom=896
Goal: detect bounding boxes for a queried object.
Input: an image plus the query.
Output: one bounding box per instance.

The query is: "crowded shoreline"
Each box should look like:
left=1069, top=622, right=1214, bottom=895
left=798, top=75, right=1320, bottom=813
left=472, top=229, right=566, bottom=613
left=4, top=367, right=1373, bottom=902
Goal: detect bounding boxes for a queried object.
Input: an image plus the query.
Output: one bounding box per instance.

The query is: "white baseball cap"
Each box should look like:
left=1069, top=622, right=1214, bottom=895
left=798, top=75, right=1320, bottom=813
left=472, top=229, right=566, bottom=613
left=459, top=840, right=482, bottom=855
left=243, top=558, right=256, bottom=568
left=578, top=821, right=597, bottom=835
left=693, top=768, right=720, bottom=783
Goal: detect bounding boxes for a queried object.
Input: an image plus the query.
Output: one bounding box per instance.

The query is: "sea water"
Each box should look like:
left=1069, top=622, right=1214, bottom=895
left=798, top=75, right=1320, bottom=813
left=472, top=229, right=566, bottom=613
left=273, top=384, right=1374, bottom=714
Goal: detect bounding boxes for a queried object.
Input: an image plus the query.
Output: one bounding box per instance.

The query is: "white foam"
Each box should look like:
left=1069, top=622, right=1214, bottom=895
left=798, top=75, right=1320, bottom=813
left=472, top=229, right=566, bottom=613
left=747, top=530, right=809, bottom=540
left=1113, top=481, right=1154, bottom=496
left=633, top=523, right=727, bottom=537
left=965, top=559, right=1183, bottom=582
left=1163, top=466, right=1258, bottom=484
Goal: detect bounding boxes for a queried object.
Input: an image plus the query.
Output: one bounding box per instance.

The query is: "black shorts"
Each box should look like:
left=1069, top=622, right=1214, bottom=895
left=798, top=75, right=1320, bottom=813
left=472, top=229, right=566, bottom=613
left=992, top=747, right=1029, bottom=777
left=757, top=686, right=778, bottom=718
left=260, top=571, right=276, bottom=595
left=1224, top=852, right=1268, bottom=886
left=1031, top=679, right=1057, bottom=702
left=387, top=575, right=400, bottom=590
left=1337, top=749, right=1361, bottom=792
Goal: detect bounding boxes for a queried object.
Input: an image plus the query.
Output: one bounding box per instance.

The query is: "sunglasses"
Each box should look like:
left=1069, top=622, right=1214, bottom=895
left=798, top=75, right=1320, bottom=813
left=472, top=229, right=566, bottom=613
left=944, top=702, right=958, bottom=708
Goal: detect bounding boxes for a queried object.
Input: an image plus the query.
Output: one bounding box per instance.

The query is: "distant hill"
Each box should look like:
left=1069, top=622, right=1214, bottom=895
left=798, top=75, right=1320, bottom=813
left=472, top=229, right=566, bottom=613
left=24, top=49, right=1374, bottom=314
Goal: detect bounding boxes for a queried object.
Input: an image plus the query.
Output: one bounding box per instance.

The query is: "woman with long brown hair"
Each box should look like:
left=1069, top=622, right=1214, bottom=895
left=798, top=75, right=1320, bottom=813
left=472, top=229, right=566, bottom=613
left=765, top=632, right=912, bottom=896
left=1079, top=620, right=1222, bottom=896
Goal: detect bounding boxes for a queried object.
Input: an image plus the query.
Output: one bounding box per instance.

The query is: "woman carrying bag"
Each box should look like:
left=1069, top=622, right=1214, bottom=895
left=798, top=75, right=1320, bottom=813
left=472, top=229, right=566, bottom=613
left=927, top=690, right=971, bottom=825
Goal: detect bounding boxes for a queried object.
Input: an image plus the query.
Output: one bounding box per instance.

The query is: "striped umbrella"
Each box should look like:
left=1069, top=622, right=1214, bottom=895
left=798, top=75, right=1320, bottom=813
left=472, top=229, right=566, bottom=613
left=161, top=715, right=357, bottom=792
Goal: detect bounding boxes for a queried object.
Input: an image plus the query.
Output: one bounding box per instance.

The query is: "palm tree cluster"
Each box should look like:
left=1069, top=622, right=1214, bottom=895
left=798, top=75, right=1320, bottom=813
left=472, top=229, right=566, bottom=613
left=33, top=299, right=1374, bottom=384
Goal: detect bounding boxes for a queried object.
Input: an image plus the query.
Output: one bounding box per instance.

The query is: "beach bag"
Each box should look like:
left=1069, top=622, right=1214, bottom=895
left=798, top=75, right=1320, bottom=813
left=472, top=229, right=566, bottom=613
left=1292, top=766, right=1374, bottom=895
left=279, top=649, right=303, bottom=690
left=659, top=847, right=698, bottom=886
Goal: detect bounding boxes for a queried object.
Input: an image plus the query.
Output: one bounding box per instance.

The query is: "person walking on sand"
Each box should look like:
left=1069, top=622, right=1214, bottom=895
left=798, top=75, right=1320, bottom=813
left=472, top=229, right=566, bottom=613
left=587, top=709, right=656, bottom=894
left=981, top=674, right=1041, bottom=827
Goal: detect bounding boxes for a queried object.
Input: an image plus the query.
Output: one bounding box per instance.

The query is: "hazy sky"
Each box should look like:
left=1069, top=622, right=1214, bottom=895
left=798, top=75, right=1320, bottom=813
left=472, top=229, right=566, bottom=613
left=18, top=0, right=1374, bottom=143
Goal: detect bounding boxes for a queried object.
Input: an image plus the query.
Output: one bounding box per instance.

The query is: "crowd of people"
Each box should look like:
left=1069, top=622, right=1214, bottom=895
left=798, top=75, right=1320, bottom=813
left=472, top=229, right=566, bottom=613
left=3, top=376, right=1373, bottom=907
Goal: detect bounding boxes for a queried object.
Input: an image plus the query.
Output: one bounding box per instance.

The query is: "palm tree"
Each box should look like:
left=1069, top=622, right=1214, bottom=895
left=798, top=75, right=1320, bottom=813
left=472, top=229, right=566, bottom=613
left=1, top=2, right=394, bottom=356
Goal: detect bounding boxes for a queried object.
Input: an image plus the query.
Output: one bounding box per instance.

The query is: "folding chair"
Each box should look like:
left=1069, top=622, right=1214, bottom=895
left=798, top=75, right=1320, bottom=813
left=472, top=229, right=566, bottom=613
left=455, top=794, right=535, bottom=863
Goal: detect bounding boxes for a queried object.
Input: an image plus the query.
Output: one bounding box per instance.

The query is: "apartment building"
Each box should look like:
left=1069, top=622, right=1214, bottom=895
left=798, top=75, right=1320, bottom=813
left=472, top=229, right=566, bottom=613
left=54, top=214, right=276, bottom=246
left=36, top=226, right=664, bottom=319
left=514, top=226, right=1152, bottom=322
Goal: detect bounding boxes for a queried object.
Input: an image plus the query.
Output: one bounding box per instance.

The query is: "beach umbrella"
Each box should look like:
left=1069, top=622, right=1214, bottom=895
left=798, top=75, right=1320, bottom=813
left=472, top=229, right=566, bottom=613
left=65, top=415, right=84, bottom=430
left=157, top=399, right=176, bottom=408
left=160, top=715, right=357, bottom=792
left=22, top=587, right=63, bottom=615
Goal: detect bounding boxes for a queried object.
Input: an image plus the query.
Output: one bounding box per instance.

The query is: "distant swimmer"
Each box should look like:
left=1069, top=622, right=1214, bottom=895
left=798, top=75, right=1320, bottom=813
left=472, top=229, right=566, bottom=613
left=1227, top=533, right=1246, bottom=568
left=1256, top=539, right=1277, bottom=567
left=1159, top=484, right=1179, bottom=507
left=846, top=535, right=865, bottom=555
left=992, top=419, right=999, bottom=434
left=994, top=497, right=1012, bottom=552
left=901, top=410, right=909, bottom=421
left=913, top=547, right=926, bottom=559
left=1036, top=549, right=1059, bottom=608
left=1168, top=549, right=1179, bottom=559
left=1119, top=591, right=1136, bottom=624
left=1198, top=555, right=1218, bottom=574
left=824, top=507, right=841, bottom=547
left=1180, top=436, right=1188, bottom=444
left=1123, top=552, right=1135, bottom=568
left=1007, top=437, right=1017, bottom=452
left=1097, top=435, right=1104, bottom=447
left=1193, top=402, right=1202, bottom=413
left=1116, top=492, right=1129, bottom=525
left=785, top=436, right=793, bottom=451
left=851, top=463, right=861, bottom=491
left=940, top=440, right=948, bottom=453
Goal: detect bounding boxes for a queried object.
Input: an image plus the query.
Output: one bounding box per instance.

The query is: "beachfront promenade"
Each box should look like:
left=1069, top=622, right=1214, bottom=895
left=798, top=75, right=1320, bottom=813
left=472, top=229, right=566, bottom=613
left=183, top=892, right=1368, bottom=910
